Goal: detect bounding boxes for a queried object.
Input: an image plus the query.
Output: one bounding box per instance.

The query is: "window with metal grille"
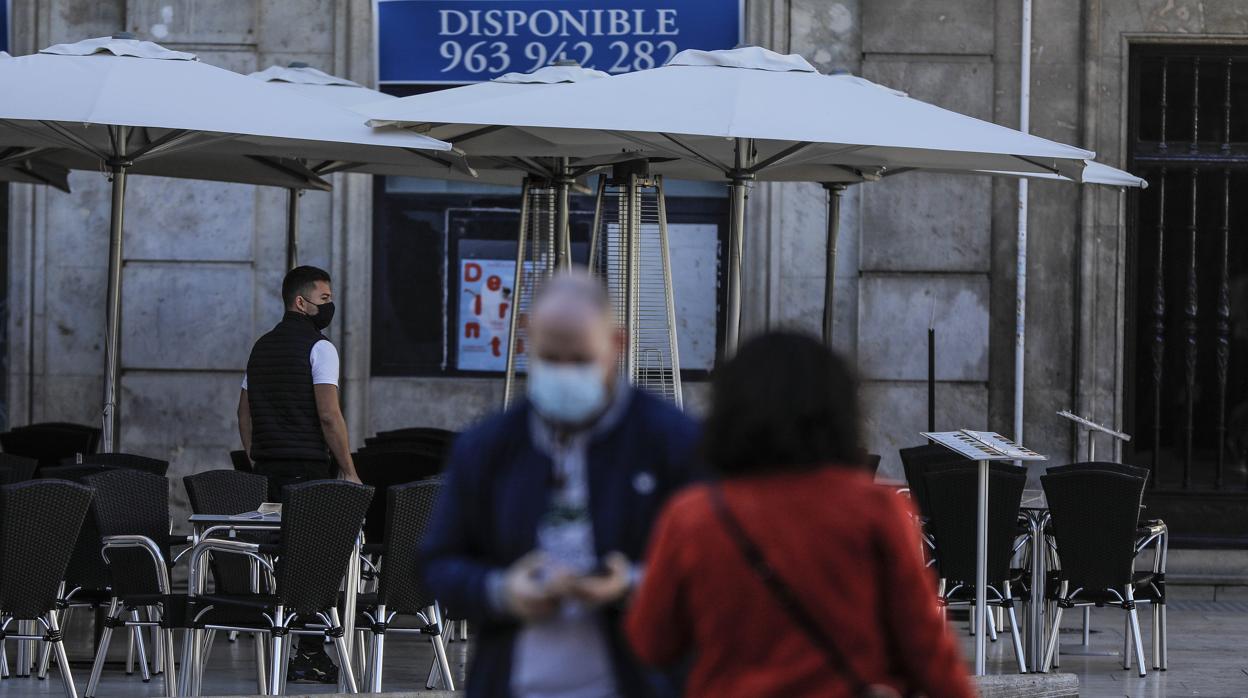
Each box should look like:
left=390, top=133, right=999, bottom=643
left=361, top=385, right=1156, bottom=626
left=1126, top=44, right=1248, bottom=545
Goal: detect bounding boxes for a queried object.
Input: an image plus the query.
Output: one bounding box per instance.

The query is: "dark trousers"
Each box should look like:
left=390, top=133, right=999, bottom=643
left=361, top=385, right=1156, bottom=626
left=252, top=458, right=331, bottom=502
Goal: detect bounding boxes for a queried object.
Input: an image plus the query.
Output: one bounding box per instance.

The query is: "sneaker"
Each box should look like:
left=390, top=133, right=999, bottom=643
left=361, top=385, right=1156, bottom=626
left=286, top=648, right=340, bottom=684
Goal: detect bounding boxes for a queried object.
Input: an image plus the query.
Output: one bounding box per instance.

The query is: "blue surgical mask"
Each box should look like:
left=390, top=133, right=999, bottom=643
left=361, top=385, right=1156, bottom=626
left=527, top=358, right=608, bottom=425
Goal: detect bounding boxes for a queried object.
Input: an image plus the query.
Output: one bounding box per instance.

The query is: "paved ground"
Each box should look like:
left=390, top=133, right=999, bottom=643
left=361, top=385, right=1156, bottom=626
left=2, top=602, right=1246, bottom=696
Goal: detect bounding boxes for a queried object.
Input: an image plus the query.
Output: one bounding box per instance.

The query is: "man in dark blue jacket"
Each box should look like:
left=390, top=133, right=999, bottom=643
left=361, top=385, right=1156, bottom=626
left=422, top=270, right=699, bottom=698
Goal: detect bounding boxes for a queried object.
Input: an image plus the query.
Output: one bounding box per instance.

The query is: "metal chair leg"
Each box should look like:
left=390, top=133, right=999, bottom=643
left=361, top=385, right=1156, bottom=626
left=432, top=632, right=455, bottom=691
left=326, top=608, right=358, bottom=694
left=151, top=608, right=164, bottom=675
left=253, top=632, right=268, bottom=695
left=84, top=599, right=120, bottom=698
left=1152, top=603, right=1161, bottom=670
left=47, top=612, right=78, bottom=698
left=129, top=609, right=151, bottom=682
left=1153, top=601, right=1163, bottom=674
left=125, top=625, right=135, bottom=676
left=1042, top=605, right=1065, bottom=673
left=161, top=629, right=178, bottom=698
left=1, top=641, right=9, bottom=678
left=1127, top=589, right=1147, bottom=678
left=39, top=605, right=72, bottom=680
left=1123, top=612, right=1132, bottom=670
left=368, top=627, right=384, bottom=693
left=268, top=631, right=285, bottom=696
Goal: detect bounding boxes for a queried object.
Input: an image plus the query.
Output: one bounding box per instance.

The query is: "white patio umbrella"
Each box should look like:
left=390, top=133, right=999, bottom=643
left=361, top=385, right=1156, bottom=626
left=0, top=34, right=452, bottom=457
left=249, top=61, right=502, bottom=269
left=0, top=52, right=72, bottom=191
left=362, top=46, right=1121, bottom=354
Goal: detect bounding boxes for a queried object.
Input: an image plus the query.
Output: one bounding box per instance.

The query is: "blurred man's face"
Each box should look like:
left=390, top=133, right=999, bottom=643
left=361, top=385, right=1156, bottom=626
left=528, top=300, right=620, bottom=389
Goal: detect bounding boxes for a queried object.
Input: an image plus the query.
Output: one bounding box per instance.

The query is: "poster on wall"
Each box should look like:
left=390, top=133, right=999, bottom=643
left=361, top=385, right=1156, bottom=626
left=456, top=258, right=518, bottom=371
left=376, top=0, right=743, bottom=84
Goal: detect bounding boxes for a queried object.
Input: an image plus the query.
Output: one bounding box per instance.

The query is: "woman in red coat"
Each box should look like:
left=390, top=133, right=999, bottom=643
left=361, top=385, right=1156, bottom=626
left=625, top=332, right=974, bottom=698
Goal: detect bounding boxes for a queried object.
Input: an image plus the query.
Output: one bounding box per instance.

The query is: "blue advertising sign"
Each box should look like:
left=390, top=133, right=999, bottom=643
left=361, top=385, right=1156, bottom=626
left=376, top=0, right=742, bottom=84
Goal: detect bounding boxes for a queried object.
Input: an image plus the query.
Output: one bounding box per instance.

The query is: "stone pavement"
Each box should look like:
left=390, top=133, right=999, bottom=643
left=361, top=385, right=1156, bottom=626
left=2, top=601, right=1246, bottom=696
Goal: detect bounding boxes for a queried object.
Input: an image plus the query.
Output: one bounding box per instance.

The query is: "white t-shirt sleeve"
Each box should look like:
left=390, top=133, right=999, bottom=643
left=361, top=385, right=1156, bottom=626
left=241, top=373, right=248, bottom=390
left=310, top=340, right=340, bottom=386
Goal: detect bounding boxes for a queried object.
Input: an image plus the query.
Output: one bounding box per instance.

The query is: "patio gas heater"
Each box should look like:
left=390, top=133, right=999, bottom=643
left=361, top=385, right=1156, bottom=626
left=501, top=160, right=683, bottom=408
left=501, top=173, right=570, bottom=406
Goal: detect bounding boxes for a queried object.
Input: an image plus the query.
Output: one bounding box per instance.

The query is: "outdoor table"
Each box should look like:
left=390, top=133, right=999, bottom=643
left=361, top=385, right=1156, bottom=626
left=187, top=511, right=363, bottom=693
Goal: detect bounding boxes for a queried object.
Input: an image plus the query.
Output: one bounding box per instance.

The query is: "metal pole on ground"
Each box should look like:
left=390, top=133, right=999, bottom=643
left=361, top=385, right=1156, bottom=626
left=101, top=125, right=130, bottom=454
left=975, top=458, right=989, bottom=675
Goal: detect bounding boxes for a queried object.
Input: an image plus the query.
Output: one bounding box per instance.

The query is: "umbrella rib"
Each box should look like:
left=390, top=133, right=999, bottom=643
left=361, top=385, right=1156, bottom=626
left=745, top=141, right=816, bottom=175
left=406, top=148, right=479, bottom=178
left=1011, top=155, right=1060, bottom=175
left=0, top=146, right=47, bottom=168
left=482, top=155, right=549, bottom=179
left=658, top=133, right=729, bottom=173
left=29, top=120, right=109, bottom=161
left=450, top=125, right=507, bottom=145
left=14, top=163, right=68, bottom=192
left=127, top=129, right=195, bottom=161
left=245, top=155, right=333, bottom=191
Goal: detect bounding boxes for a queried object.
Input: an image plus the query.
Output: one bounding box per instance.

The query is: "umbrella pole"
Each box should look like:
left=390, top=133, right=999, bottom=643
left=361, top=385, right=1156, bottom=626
left=286, top=188, right=301, bottom=270
left=102, top=129, right=130, bottom=453
left=724, top=139, right=753, bottom=358
left=822, top=184, right=846, bottom=347
left=554, top=158, right=572, bottom=270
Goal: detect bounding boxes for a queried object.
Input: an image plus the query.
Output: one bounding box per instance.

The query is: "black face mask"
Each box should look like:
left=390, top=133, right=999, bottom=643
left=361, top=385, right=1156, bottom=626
left=305, top=300, right=335, bottom=330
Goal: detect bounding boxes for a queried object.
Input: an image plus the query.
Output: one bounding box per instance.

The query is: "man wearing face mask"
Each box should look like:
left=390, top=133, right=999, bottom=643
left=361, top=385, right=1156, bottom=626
left=237, top=265, right=361, bottom=682
left=422, top=269, right=699, bottom=698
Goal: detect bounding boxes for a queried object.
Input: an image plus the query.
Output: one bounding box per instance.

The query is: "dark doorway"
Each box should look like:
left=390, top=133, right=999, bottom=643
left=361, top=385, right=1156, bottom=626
left=1126, top=44, right=1248, bottom=546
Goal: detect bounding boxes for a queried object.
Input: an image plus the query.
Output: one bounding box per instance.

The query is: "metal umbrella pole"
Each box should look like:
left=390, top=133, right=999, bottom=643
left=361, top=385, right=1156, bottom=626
left=822, top=183, right=846, bottom=347
left=724, top=138, right=754, bottom=357
left=101, top=126, right=130, bottom=453
left=554, top=157, right=572, bottom=270
left=286, top=187, right=302, bottom=269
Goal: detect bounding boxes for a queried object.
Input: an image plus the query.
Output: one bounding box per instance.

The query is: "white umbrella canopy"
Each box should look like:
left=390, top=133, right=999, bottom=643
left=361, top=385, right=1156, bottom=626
left=361, top=45, right=1130, bottom=351
left=0, top=34, right=453, bottom=455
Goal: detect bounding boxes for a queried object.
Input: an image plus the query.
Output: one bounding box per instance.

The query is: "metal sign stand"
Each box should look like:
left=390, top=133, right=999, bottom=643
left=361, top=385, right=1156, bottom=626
left=922, top=430, right=1046, bottom=676
left=1056, top=410, right=1133, bottom=657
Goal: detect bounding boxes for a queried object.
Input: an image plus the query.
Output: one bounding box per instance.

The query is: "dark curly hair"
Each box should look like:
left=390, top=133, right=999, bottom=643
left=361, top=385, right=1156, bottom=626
left=703, top=331, right=862, bottom=476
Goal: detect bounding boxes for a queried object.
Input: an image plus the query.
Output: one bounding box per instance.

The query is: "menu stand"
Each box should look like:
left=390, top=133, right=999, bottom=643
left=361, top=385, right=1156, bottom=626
left=923, top=430, right=1046, bottom=675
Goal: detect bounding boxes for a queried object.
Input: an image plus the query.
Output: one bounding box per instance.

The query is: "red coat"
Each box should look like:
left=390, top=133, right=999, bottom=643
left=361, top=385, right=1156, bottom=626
left=625, top=467, right=974, bottom=698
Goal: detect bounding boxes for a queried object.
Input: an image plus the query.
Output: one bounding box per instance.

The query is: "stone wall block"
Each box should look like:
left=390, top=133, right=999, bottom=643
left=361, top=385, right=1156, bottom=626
left=858, top=273, right=990, bottom=381
left=124, top=178, right=256, bottom=262
left=861, top=173, right=992, bottom=272
left=121, top=262, right=254, bottom=370
left=863, top=0, right=994, bottom=55
left=127, top=0, right=257, bottom=44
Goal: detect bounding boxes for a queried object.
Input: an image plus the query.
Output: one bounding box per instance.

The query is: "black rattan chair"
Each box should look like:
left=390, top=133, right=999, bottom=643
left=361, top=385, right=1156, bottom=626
left=68, top=453, right=169, bottom=477
left=1040, top=469, right=1161, bottom=676
left=0, top=479, right=94, bottom=697
left=1, top=423, right=99, bottom=470
left=183, top=470, right=269, bottom=594
left=182, top=480, right=374, bottom=696
left=899, top=443, right=968, bottom=521
left=80, top=469, right=183, bottom=698
left=0, top=453, right=38, bottom=483
left=924, top=461, right=1029, bottom=673
left=359, top=480, right=454, bottom=692
left=354, top=451, right=443, bottom=549
left=1047, top=461, right=1150, bottom=482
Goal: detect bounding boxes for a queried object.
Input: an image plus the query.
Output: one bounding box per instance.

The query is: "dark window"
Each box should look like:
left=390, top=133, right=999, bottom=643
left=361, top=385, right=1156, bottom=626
left=1126, top=44, right=1248, bottom=545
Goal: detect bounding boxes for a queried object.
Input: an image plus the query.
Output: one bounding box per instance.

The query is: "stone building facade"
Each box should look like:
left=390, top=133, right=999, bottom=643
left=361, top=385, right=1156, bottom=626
left=5, top=0, right=1248, bottom=554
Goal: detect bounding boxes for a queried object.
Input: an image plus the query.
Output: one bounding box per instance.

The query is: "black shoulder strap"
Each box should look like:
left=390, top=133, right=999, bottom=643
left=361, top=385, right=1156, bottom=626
left=709, top=484, right=869, bottom=696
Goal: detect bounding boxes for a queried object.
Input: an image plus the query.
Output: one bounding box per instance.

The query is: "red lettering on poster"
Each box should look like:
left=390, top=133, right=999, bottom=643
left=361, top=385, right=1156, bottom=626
left=464, top=262, right=482, bottom=282
left=465, top=322, right=480, bottom=339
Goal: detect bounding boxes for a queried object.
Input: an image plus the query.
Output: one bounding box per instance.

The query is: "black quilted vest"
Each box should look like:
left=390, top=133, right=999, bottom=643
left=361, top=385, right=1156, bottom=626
left=246, top=312, right=329, bottom=462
